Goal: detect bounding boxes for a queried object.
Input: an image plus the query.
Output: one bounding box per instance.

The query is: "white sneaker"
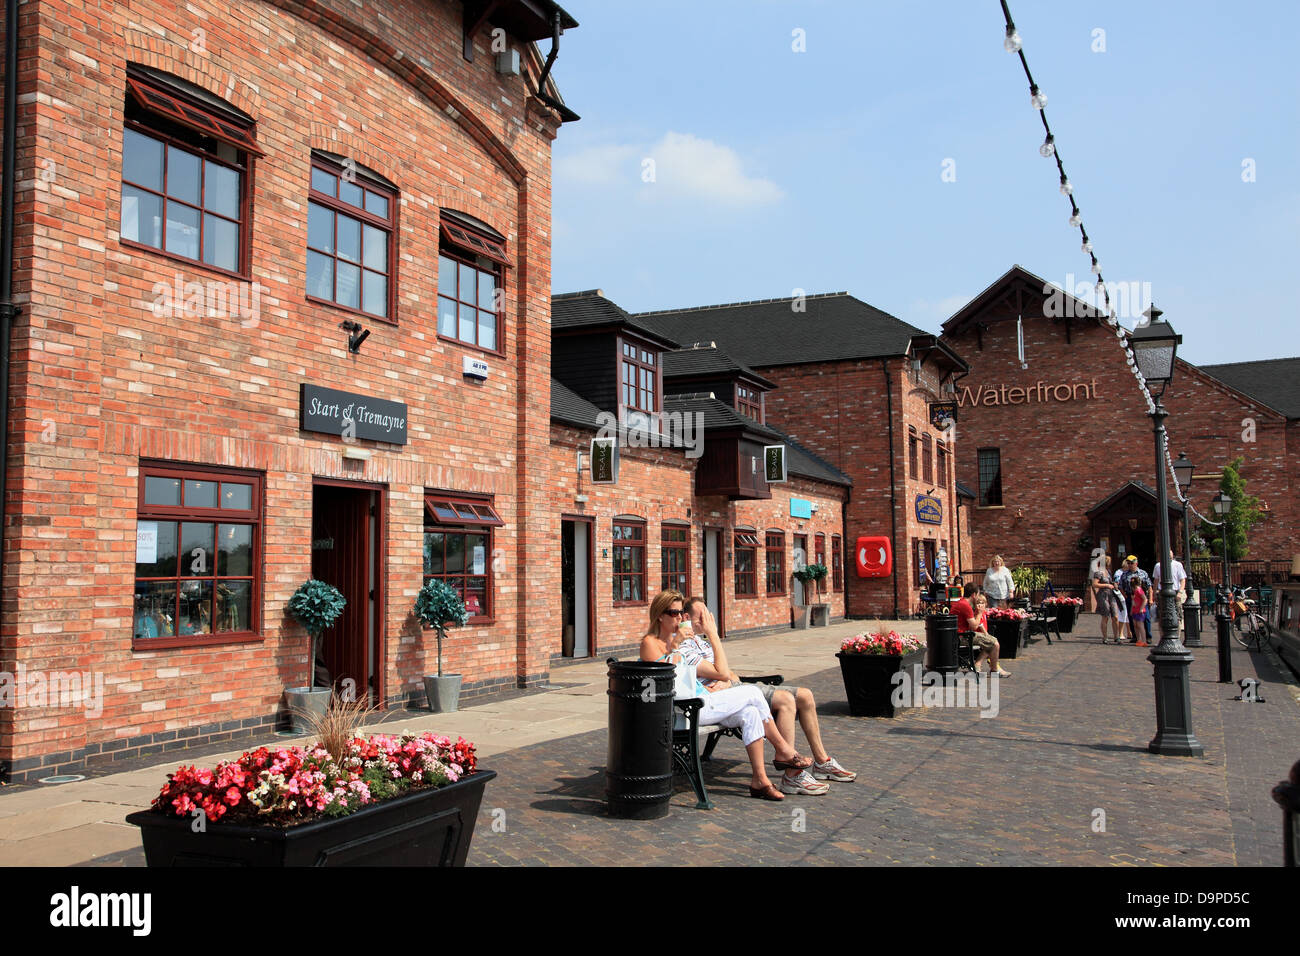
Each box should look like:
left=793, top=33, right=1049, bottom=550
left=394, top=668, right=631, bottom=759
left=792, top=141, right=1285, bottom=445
left=779, top=769, right=829, bottom=795
left=812, top=757, right=857, bottom=782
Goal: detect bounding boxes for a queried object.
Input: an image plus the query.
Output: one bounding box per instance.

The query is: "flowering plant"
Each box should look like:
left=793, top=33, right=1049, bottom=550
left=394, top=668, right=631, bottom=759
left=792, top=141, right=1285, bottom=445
left=1043, top=596, right=1083, bottom=606
left=840, top=628, right=924, bottom=656
left=985, top=607, right=1028, bottom=621
left=150, top=731, right=477, bottom=826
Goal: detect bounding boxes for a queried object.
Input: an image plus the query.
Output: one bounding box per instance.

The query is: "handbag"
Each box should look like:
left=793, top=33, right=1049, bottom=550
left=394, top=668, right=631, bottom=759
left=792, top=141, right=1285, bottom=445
left=671, top=654, right=699, bottom=702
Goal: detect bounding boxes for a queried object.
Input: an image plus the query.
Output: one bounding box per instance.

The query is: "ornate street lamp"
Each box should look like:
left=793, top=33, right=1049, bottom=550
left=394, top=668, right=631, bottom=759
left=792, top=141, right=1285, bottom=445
left=1212, top=492, right=1232, bottom=598
left=1133, top=312, right=1203, bottom=757
left=1173, top=453, right=1201, bottom=646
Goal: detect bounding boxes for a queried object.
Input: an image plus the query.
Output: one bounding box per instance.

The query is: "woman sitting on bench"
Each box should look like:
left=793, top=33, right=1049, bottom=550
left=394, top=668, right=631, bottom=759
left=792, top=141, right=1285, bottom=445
left=640, top=590, right=812, bottom=801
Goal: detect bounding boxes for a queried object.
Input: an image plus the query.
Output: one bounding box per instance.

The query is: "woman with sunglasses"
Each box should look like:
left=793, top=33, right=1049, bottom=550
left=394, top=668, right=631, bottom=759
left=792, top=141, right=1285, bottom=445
left=640, top=589, right=812, bottom=800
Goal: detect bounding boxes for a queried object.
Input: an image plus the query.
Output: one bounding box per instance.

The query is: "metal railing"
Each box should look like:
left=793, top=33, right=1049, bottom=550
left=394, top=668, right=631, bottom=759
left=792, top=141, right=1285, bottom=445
left=961, top=558, right=1294, bottom=604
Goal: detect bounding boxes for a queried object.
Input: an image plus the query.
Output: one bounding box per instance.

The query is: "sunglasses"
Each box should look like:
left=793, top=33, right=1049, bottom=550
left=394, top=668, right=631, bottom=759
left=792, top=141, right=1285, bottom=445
left=663, top=608, right=684, bottom=617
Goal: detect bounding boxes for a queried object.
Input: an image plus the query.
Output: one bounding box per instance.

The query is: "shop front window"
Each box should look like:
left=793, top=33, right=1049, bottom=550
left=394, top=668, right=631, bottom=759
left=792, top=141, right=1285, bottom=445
left=423, top=494, right=504, bottom=619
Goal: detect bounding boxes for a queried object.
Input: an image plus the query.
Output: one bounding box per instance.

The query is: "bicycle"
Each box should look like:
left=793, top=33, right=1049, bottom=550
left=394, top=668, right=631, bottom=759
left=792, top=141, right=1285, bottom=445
left=1228, top=586, right=1270, bottom=651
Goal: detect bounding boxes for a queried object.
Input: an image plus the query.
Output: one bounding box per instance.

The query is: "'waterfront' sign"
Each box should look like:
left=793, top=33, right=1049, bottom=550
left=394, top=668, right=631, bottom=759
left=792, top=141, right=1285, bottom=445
left=300, top=384, right=408, bottom=445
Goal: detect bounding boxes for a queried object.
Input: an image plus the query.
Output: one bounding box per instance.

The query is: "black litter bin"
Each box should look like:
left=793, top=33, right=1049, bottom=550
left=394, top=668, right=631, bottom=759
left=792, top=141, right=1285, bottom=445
left=925, top=612, right=959, bottom=676
left=606, top=659, right=675, bottom=819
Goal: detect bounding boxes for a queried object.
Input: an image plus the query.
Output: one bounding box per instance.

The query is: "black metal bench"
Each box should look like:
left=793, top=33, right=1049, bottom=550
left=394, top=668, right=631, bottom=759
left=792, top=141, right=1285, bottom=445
left=1028, top=605, right=1060, bottom=644
left=672, top=674, right=784, bottom=810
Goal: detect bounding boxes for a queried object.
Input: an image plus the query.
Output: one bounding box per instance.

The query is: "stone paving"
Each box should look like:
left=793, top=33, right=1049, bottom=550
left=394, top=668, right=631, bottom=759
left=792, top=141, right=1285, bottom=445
left=2, top=613, right=1297, bottom=866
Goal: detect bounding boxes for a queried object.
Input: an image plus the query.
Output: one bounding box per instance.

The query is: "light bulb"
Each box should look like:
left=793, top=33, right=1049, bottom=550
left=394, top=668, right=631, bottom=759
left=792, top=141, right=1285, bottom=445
left=1090, top=259, right=1101, bottom=275
left=1081, top=239, right=1092, bottom=253
left=1098, top=282, right=1108, bottom=298
left=1126, top=354, right=1135, bottom=366
left=1031, top=86, right=1047, bottom=109
left=1039, top=135, right=1055, bottom=157
left=1004, top=27, right=1022, bottom=53
left=1059, top=177, right=1072, bottom=196
left=1068, top=212, right=1081, bottom=227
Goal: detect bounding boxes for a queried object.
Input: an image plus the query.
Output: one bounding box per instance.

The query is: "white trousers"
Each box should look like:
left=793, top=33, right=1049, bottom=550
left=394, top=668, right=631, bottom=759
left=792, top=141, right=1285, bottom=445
left=698, top=684, right=772, bottom=746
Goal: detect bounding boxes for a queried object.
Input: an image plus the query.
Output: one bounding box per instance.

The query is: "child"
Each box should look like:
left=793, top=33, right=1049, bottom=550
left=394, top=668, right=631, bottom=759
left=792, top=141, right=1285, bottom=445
left=1113, top=585, right=1130, bottom=643
left=1130, top=584, right=1148, bottom=646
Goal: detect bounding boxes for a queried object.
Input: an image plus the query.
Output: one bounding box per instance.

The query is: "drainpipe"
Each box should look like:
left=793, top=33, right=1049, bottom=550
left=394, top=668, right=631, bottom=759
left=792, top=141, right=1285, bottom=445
left=535, top=10, right=561, bottom=95
left=1, top=0, right=21, bottom=612
left=882, top=358, right=900, bottom=619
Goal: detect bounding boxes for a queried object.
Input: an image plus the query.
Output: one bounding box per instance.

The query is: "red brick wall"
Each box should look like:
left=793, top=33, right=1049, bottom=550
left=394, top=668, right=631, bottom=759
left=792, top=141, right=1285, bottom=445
left=942, top=314, right=1296, bottom=576
left=2, top=0, right=560, bottom=767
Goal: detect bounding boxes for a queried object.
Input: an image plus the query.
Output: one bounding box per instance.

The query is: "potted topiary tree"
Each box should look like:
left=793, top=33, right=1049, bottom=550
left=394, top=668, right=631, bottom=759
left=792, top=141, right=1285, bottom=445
left=792, top=563, right=830, bottom=627
left=285, top=579, right=346, bottom=734
left=414, top=579, right=470, bottom=713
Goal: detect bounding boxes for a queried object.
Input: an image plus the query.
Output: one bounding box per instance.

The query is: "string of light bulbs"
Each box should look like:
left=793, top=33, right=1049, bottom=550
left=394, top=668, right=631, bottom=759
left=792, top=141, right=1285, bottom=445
left=999, top=2, right=1221, bottom=529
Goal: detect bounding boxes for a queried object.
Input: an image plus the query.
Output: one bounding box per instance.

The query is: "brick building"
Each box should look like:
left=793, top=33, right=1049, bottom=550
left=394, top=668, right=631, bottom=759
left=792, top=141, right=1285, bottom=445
left=0, top=0, right=579, bottom=782
left=638, top=293, right=970, bottom=620
left=940, top=265, right=1299, bottom=588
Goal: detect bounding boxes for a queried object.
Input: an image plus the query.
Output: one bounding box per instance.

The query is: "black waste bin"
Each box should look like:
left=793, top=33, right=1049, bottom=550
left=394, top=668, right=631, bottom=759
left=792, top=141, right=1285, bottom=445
left=925, top=612, right=959, bottom=676
left=606, top=659, right=675, bottom=819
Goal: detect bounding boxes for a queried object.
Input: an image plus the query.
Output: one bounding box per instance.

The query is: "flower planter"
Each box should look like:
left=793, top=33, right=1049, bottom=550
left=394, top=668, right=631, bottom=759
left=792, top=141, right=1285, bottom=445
left=810, top=603, right=830, bottom=627
left=989, top=618, right=1027, bottom=659
left=792, top=605, right=812, bottom=629
left=126, top=769, right=495, bottom=867
left=1050, top=604, right=1078, bottom=632
left=283, top=686, right=331, bottom=734
left=424, top=673, right=463, bottom=713
left=836, top=650, right=924, bottom=718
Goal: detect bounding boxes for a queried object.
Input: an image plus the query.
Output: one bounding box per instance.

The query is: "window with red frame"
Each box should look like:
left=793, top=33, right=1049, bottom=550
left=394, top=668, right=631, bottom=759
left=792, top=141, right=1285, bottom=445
left=133, top=462, right=262, bottom=647
left=423, top=493, right=504, bottom=620
left=832, top=535, right=843, bottom=590
left=765, top=531, right=785, bottom=595
left=307, top=154, right=397, bottom=320
left=661, top=524, right=690, bottom=594
left=613, top=518, right=646, bottom=604
left=922, top=433, right=933, bottom=483
left=438, top=212, right=508, bottom=353
left=937, top=440, right=948, bottom=485
left=736, top=384, right=762, bottom=423
left=734, top=530, right=759, bottom=596
left=120, top=67, right=261, bottom=275
left=621, top=340, right=658, bottom=415
left=908, top=427, right=918, bottom=479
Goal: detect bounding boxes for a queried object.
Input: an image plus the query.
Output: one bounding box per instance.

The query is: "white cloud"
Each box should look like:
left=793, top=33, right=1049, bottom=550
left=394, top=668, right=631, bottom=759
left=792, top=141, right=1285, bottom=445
left=555, top=132, right=782, bottom=207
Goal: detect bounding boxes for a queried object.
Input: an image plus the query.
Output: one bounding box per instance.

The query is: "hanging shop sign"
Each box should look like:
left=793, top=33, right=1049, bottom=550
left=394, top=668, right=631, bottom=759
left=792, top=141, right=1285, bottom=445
left=300, top=384, right=408, bottom=445
left=929, top=401, right=958, bottom=430
left=764, top=445, right=788, bottom=483
left=590, top=437, right=619, bottom=484
left=915, top=494, right=943, bottom=525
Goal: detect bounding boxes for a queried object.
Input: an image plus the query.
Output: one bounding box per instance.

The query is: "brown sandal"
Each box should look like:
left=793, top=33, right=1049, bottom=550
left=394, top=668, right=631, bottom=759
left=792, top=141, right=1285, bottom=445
left=749, top=783, right=784, bottom=801
left=773, top=754, right=812, bottom=772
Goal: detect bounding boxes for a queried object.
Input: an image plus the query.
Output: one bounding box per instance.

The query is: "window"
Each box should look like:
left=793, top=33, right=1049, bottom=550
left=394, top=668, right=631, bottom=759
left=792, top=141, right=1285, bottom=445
left=734, top=530, right=758, bottom=596
left=937, top=441, right=948, bottom=485
left=765, top=531, right=785, bottom=595
left=922, top=434, right=933, bottom=484
left=121, top=67, right=260, bottom=275
left=832, top=535, right=843, bottom=591
left=815, top=534, right=826, bottom=570
left=307, top=154, right=397, bottom=320
left=424, top=493, right=504, bottom=620
left=661, top=524, right=690, bottom=594
left=621, top=339, right=659, bottom=415
left=736, top=384, right=762, bottom=423
left=978, top=447, right=1003, bottom=506
left=613, top=518, right=646, bottom=604
left=134, top=462, right=262, bottom=648
left=438, top=211, right=507, bottom=352
left=908, top=427, right=918, bottom=479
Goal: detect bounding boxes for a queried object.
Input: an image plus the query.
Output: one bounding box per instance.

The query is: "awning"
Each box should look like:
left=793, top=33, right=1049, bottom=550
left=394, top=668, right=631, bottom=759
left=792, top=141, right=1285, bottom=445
left=424, top=495, right=504, bottom=527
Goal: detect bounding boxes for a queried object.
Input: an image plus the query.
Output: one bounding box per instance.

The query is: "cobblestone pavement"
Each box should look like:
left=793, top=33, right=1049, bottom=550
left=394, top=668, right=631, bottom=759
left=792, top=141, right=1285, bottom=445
left=466, top=619, right=1300, bottom=866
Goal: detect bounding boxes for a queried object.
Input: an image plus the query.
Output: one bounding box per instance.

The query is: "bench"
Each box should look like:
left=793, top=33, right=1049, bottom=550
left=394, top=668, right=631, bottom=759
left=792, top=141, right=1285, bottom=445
left=1028, top=605, right=1060, bottom=644
left=672, top=674, right=784, bottom=810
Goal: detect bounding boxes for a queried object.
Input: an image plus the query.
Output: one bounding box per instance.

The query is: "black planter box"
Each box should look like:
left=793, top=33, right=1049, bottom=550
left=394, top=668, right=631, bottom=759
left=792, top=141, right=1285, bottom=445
left=989, top=618, right=1028, bottom=659
left=837, top=650, right=924, bottom=718
left=126, top=769, right=495, bottom=867
left=1048, top=604, right=1078, bottom=632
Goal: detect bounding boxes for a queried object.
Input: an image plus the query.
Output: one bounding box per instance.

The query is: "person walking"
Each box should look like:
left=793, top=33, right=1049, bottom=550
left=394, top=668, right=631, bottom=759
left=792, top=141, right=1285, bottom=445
left=983, top=555, right=1016, bottom=608
left=1092, top=555, right=1122, bottom=644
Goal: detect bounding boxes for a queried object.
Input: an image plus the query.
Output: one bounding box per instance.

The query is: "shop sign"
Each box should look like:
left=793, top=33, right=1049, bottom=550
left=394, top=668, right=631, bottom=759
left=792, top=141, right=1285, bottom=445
left=915, top=494, right=942, bottom=525
left=300, top=384, right=408, bottom=445
left=764, top=445, right=787, bottom=483
left=956, top=379, right=1100, bottom=407
left=929, top=401, right=957, bottom=430
left=790, top=497, right=812, bottom=519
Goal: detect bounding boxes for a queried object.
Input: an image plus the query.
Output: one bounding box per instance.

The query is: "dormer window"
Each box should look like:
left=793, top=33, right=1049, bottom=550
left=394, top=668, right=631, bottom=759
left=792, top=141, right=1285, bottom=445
left=736, top=383, right=762, bottom=423
left=620, top=338, right=659, bottom=416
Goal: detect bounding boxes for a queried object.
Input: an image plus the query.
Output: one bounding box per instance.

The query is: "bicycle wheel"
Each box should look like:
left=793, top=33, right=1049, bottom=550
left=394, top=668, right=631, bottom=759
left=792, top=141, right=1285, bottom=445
left=1233, top=611, right=1253, bottom=648
left=1250, top=614, right=1269, bottom=651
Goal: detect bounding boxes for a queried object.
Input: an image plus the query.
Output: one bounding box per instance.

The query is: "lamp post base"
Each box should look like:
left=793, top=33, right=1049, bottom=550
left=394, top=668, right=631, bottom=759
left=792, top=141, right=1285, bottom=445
left=1148, top=643, right=1204, bottom=757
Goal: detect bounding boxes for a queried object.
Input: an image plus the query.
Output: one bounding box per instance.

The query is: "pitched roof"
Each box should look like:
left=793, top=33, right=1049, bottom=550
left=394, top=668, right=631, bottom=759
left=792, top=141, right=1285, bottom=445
left=661, top=393, right=782, bottom=440
left=941, top=263, right=1108, bottom=337
left=763, top=424, right=852, bottom=487
left=551, top=290, right=682, bottom=349
left=663, top=342, right=776, bottom=388
left=955, top=480, right=976, bottom=500
left=1196, top=357, right=1300, bottom=420
left=550, top=378, right=606, bottom=431
left=1084, top=480, right=1181, bottom=519
left=636, top=292, right=926, bottom=368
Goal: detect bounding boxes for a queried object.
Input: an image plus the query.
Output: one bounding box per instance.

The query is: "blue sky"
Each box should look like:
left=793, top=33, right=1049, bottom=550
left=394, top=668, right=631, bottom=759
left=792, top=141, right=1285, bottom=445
left=549, top=1, right=1300, bottom=366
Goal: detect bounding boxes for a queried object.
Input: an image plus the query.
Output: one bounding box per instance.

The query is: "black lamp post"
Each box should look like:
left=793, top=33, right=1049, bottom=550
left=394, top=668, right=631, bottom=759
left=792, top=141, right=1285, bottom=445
left=1212, top=492, right=1232, bottom=599
left=1132, top=312, right=1203, bottom=757
left=1212, top=491, right=1233, bottom=684
left=1173, top=453, right=1201, bottom=647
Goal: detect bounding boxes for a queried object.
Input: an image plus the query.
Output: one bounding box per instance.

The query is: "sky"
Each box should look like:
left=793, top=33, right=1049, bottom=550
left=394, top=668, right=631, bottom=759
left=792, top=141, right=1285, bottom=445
left=548, top=0, right=1300, bottom=367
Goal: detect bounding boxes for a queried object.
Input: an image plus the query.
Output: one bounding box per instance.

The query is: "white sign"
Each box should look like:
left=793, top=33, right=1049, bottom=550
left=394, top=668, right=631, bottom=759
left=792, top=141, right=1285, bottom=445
left=463, top=356, right=489, bottom=380
left=136, top=522, right=158, bottom=564
left=472, top=545, right=486, bottom=575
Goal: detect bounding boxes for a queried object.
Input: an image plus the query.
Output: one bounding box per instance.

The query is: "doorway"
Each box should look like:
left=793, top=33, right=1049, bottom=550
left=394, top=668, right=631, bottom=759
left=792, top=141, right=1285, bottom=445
left=792, top=534, right=808, bottom=605
left=311, top=481, right=384, bottom=705
left=704, top=528, right=722, bottom=629
left=561, top=517, right=593, bottom=657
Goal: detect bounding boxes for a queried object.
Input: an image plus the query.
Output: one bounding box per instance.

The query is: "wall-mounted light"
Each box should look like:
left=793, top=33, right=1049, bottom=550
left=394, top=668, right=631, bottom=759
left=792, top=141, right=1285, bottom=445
left=1016, top=507, right=1025, bottom=519
left=339, top=320, right=370, bottom=353
left=810, top=503, right=819, bottom=513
